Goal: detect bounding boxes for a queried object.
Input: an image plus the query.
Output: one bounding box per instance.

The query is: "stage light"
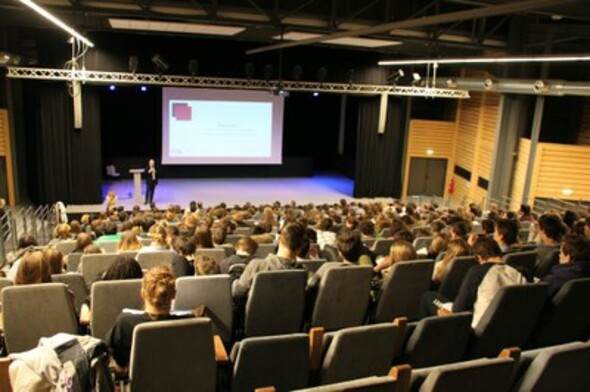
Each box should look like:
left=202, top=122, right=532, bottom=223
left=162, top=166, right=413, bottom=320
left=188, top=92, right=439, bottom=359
left=562, top=188, right=574, bottom=196
left=151, top=54, right=169, bottom=74
left=109, top=85, right=116, bottom=91
left=18, top=0, right=94, bottom=47
left=412, top=73, right=421, bottom=86
left=141, top=86, right=147, bottom=92
left=387, top=69, right=404, bottom=85
left=313, top=92, right=319, bottom=97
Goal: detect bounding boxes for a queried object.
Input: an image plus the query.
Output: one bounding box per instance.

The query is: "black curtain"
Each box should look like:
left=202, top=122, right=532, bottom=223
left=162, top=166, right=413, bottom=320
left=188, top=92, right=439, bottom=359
left=25, top=82, right=102, bottom=204
left=354, top=96, right=408, bottom=198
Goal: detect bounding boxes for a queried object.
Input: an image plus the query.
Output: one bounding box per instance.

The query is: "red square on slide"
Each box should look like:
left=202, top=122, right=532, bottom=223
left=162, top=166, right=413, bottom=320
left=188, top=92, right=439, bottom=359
left=172, top=103, right=192, bottom=121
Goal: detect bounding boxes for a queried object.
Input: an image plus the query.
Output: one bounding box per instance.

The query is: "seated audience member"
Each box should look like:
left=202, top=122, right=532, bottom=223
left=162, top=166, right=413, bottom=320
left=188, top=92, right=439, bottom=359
left=220, top=236, right=258, bottom=274
left=572, top=220, right=586, bottom=237
left=117, top=230, right=142, bottom=252
left=103, top=256, right=143, bottom=281
left=170, top=235, right=196, bottom=278
left=563, top=210, right=579, bottom=230
left=15, top=251, right=52, bottom=285
left=480, top=219, right=496, bottom=236
left=430, top=220, right=446, bottom=236
left=542, top=234, right=590, bottom=297
left=105, top=266, right=185, bottom=370
left=138, top=224, right=169, bottom=253
left=194, top=255, right=220, bottom=276
left=448, top=219, right=470, bottom=241
left=307, top=228, right=371, bottom=289
left=518, top=204, right=533, bottom=222
left=194, top=224, right=214, bottom=249
left=233, top=222, right=306, bottom=300
left=432, top=239, right=472, bottom=286
left=315, top=218, right=337, bottom=250
left=585, top=217, right=590, bottom=239
left=7, top=234, right=40, bottom=280
left=424, top=237, right=527, bottom=326
left=374, top=240, right=417, bottom=274
left=357, top=220, right=376, bottom=242
left=48, top=223, right=72, bottom=246
left=535, top=214, right=567, bottom=278
left=95, top=221, right=121, bottom=244
left=426, top=233, right=448, bottom=260
left=493, top=218, right=520, bottom=253
left=44, top=248, right=65, bottom=275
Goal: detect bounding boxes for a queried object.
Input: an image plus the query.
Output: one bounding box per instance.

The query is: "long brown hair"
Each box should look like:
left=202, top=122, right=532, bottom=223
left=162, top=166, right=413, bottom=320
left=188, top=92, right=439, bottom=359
left=15, top=251, right=52, bottom=285
left=118, top=230, right=142, bottom=251
left=433, top=239, right=472, bottom=283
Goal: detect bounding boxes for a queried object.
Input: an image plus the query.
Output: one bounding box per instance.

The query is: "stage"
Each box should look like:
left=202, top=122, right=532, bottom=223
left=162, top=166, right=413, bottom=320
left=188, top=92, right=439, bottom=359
left=66, top=173, right=391, bottom=214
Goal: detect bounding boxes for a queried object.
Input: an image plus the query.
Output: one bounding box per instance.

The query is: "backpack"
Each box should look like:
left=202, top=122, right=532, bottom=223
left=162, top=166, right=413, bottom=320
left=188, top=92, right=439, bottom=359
left=472, top=264, right=527, bottom=328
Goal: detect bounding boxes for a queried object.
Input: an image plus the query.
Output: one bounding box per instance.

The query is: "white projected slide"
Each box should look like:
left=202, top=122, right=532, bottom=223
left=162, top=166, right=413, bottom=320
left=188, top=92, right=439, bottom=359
left=162, top=88, right=284, bottom=164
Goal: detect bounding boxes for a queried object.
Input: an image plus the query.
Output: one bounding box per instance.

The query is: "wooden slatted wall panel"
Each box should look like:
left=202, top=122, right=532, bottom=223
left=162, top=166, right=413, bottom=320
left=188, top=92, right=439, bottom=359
left=477, top=93, right=500, bottom=179
left=0, top=109, right=15, bottom=205
left=0, top=110, right=7, bottom=156
left=453, top=92, right=482, bottom=171
left=532, top=142, right=590, bottom=200
left=578, top=98, right=590, bottom=145
left=402, top=120, right=456, bottom=197
left=510, top=138, right=531, bottom=211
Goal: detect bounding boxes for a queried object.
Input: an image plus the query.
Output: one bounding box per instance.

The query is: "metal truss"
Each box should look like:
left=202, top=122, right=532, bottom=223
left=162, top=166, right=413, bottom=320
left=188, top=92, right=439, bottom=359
left=6, top=67, right=470, bottom=99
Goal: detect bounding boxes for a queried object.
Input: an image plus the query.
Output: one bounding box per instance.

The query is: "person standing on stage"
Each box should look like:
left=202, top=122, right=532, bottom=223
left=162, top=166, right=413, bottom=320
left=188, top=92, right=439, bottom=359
left=145, top=158, right=158, bottom=205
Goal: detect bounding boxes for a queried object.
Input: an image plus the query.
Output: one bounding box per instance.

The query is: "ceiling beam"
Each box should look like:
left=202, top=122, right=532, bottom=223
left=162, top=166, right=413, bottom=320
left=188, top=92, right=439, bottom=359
left=245, top=0, right=579, bottom=55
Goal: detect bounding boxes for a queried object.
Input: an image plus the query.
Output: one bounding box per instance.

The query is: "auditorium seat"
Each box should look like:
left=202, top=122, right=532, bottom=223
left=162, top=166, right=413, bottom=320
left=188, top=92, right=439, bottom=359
left=504, top=251, right=537, bottom=281
left=413, top=237, right=434, bottom=252
left=90, top=279, right=143, bottom=340
left=511, top=341, right=590, bottom=392
left=66, top=253, right=83, bottom=272
left=527, top=277, right=590, bottom=349
left=80, top=253, right=120, bottom=286
left=51, top=273, right=88, bottom=314
left=254, top=243, right=277, bottom=258
left=230, top=333, right=310, bottom=392
left=195, top=248, right=227, bottom=264
left=135, top=250, right=175, bottom=270
left=466, top=283, right=548, bottom=359
left=317, top=322, right=406, bottom=385
left=55, top=240, right=77, bottom=255
left=298, top=259, right=327, bottom=276
left=225, top=234, right=244, bottom=246
left=399, top=313, right=472, bottom=368
left=244, top=270, right=307, bottom=337
left=372, top=239, right=394, bottom=257
left=321, top=245, right=340, bottom=262
left=310, top=266, right=373, bottom=331
left=173, top=275, right=233, bottom=343
left=234, top=227, right=252, bottom=235
left=374, top=259, right=435, bottom=322
left=98, top=240, right=119, bottom=253
left=128, top=318, right=217, bottom=392
left=2, top=283, right=78, bottom=353
left=0, top=277, right=12, bottom=293
left=437, top=256, right=478, bottom=301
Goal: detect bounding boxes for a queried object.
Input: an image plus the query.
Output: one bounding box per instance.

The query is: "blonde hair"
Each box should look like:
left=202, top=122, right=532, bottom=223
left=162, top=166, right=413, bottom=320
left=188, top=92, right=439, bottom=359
left=149, top=224, right=168, bottom=247
left=194, top=255, right=220, bottom=276
left=142, top=266, right=176, bottom=313
left=389, top=240, right=417, bottom=265
left=118, top=230, right=142, bottom=251
left=53, top=223, right=71, bottom=240
left=433, top=239, right=472, bottom=283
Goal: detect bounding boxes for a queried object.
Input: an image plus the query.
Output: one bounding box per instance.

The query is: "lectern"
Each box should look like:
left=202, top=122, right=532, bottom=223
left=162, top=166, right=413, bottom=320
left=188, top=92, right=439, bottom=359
left=129, top=169, right=145, bottom=205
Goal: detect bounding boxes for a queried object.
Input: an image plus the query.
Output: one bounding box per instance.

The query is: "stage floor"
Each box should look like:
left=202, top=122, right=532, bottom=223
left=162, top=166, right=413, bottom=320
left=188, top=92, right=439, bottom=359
left=66, top=173, right=383, bottom=214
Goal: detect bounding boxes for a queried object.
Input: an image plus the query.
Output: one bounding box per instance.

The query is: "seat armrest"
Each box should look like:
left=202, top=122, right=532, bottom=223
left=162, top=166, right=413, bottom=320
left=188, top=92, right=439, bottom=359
left=214, top=335, right=229, bottom=364
left=389, top=364, right=412, bottom=392
left=79, top=303, right=91, bottom=325
left=0, top=358, right=12, bottom=392
left=309, top=327, right=325, bottom=371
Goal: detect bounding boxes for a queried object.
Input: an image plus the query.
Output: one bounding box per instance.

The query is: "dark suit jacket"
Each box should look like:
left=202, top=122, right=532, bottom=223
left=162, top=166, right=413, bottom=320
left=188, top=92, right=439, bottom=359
left=146, top=167, right=158, bottom=186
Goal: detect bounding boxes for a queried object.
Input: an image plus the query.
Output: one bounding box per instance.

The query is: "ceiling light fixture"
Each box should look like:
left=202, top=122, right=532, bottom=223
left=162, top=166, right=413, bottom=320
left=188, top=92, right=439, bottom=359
left=18, top=0, right=94, bottom=47
left=378, top=54, right=590, bottom=66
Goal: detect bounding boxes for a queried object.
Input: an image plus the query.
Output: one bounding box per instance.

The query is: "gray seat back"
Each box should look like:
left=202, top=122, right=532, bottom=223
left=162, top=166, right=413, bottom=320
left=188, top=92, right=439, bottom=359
left=232, top=333, right=310, bottom=392
left=298, top=259, right=327, bottom=275
left=66, top=253, right=83, bottom=272
left=234, top=227, right=252, bottom=235
left=90, top=279, right=143, bottom=340
left=373, top=239, right=394, bottom=257
left=51, top=273, right=88, bottom=314
left=130, top=318, right=216, bottom=392
left=245, top=270, right=307, bottom=337
left=99, top=240, right=119, bottom=253
left=195, top=248, right=227, bottom=264
left=528, top=277, right=590, bottom=348
left=402, top=313, right=472, bottom=368
left=136, top=250, right=175, bottom=270
left=504, top=251, right=537, bottom=279
left=81, top=253, right=120, bottom=286
left=254, top=243, right=277, bottom=258
left=312, top=266, right=373, bottom=331
left=321, top=245, right=341, bottom=262
left=413, top=236, right=434, bottom=251
left=55, top=240, right=77, bottom=255
left=174, top=275, right=233, bottom=343
left=468, top=283, right=548, bottom=359
left=438, top=256, right=478, bottom=301
left=513, top=342, right=590, bottom=392
left=2, top=283, right=78, bottom=353
left=0, top=277, right=13, bottom=293
left=375, top=260, right=434, bottom=322
left=411, top=357, right=515, bottom=392
left=226, top=234, right=243, bottom=246
left=320, top=323, right=405, bottom=385
left=294, top=376, right=398, bottom=391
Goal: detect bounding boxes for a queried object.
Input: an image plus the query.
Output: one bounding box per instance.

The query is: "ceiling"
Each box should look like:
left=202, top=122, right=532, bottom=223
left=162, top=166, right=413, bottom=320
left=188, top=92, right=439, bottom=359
left=1, top=0, right=590, bottom=65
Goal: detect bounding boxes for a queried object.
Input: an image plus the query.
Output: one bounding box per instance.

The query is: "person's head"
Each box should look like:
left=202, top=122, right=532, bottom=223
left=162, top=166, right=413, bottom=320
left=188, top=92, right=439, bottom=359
left=194, top=255, right=220, bottom=275
left=278, top=222, right=306, bottom=257
left=74, top=233, right=93, bottom=253
left=148, top=159, right=155, bottom=168
left=538, top=214, right=566, bottom=244
left=494, top=218, right=519, bottom=247
left=357, top=220, right=375, bottom=237
left=83, top=244, right=103, bottom=254
left=395, top=229, right=415, bottom=244
left=336, top=228, right=363, bottom=263
left=236, top=236, right=258, bottom=256
left=15, top=251, right=51, bottom=285
left=212, top=226, right=227, bottom=246
left=473, top=236, right=502, bottom=263
left=141, top=266, right=175, bottom=315
left=445, top=238, right=472, bottom=260
left=103, top=221, right=118, bottom=235
left=519, top=204, right=531, bottom=217
left=572, top=220, right=586, bottom=236
left=559, top=234, right=590, bottom=264
left=149, top=224, right=168, bottom=247
left=428, top=233, right=448, bottom=256
left=430, top=220, right=446, bottom=235
left=481, top=219, right=495, bottom=235
left=317, top=218, right=333, bottom=232
left=118, top=230, right=142, bottom=251
left=563, top=210, right=579, bottom=229
left=18, top=234, right=38, bottom=250
left=53, top=223, right=71, bottom=240
left=194, top=224, right=214, bottom=248
left=69, top=220, right=81, bottom=236
left=43, top=248, right=64, bottom=274
left=173, top=235, right=196, bottom=257
left=449, top=220, right=469, bottom=240
left=103, top=256, right=143, bottom=280
left=389, top=240, right=417, bottom=264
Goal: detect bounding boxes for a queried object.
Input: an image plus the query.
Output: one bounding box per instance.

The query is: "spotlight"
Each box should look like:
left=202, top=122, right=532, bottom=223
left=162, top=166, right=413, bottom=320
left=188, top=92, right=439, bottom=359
left=151, top=54, right=169, bottom=74
left=140, top=86, right=147, bottom=92
left=188, top=59, right=199, bottom=76
left=109, top=85, right=116, bottom=91
left=313, top=92, right=319, bottom=97
left=412, top=72, right=421, bottom=86
left=387, top=68, right=404, bottom=85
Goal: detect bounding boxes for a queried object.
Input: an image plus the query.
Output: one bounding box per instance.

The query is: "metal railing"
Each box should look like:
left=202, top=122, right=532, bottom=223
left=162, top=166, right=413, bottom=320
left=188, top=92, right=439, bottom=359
left=0, top=204, right=56, bottom=267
